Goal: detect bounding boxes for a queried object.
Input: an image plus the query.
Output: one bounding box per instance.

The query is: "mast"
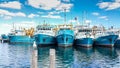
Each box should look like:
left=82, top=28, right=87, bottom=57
left=83, top=11, right=86, bottom=25
left=64, top=8, right=66, bottom=26
left=12, top=22, right=15, bottom=30
left=75, top=17, right=79, bottom=26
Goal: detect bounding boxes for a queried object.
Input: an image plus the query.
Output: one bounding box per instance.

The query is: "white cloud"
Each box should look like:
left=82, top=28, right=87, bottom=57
left=85, top=20, right=92, bottom=24
left=0, top=22, right=37, bottom=35
left=92, top=12, right=100, bottom=16
left=14, top=21, right=37, bottom=29
left=0, top=9, right=26, bottom=18
left=0, top=1, right=21, bottom=9
left=41, top=14, right=62, bottom=19
left=115, top=0, right=120, bottom=2
left=49, top=11, right=60, bottom=15
left=99, top=16, right=109, bottom=20
left=97, top=2, right=109, bottom=9
left=97, top=1, right=120, bottom=10
left=4, top=16, right=12, bottom=20
left=15, top=12, right=26, bottom=17
left=28, top=13, right=39, bottom=18
left=28, top=0, right=73, bottom=12
left=0, top=23, right=12, bottom=35
left=28, top=0, right=60, bottom=10
left=99, top=16, right=107, bottom=19
left=56, top=3, right=73, bottom=11
left=68, top=19, right=76, bottom=23
left=106, top=2, right=120, bottom=10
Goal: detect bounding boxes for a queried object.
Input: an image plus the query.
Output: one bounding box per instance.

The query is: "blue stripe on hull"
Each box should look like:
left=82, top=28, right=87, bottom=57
left=56, top=34, right=74, bottom=47
left=75, top=38, right=93, bottom=48
left=34, top=34, right=56, bottom=45
left=8, top=35, right=34, bottom=44
left=94, top=35, right=118, bottom=47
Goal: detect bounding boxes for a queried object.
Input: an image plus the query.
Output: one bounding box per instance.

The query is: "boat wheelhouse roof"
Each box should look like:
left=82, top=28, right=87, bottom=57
left=78, top=29, right=92, bottom=32
left=36, top=24, right=55, bottom=30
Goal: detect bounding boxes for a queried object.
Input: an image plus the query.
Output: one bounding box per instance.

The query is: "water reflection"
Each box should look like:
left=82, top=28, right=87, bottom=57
left=0, top=43, right=32, bottom=68
left=56, top=47, right=74, bottom=68
left=73, top=47, right=94, bottom=68
left=75, top=47, right=94, bottom=56
left=37, top=46, right=52, bottom=68
left=96, top=47, right=117, bottom=58
left=1, top=43, right=120, bottom=68
left=95, top=47, right=118, bottom=68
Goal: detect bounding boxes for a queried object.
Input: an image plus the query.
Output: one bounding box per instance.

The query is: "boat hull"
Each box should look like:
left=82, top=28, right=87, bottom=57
left=56, top=34, right=74, bottom=47
left=1, top=34, right=9, bottom=42
left=34, top=34, right=56, bottom=46
left=94, top=35, right=118, bottom=47
left=8, top=35, right=34, bottom=44
left=75, top=38, right=93, bottom=48
left=115, top=39, right=120, bottom=46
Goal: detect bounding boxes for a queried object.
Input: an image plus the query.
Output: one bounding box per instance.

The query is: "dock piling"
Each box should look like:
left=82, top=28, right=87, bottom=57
left=31, top=41, right=38, bottom=68
left=2, top=39, right=3, bottom=43
left=50, top=49, right=56, bottom=68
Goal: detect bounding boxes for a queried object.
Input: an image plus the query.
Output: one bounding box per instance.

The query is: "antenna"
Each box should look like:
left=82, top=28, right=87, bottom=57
left=82, top=11, right=86, bottom=25
left=44, top=20, right=46, bottom=25
left=13, top=22, right=15, bottom=30
left=64, top=8, right=66, bottom=25
left=13, top=23, right=14, bottom=29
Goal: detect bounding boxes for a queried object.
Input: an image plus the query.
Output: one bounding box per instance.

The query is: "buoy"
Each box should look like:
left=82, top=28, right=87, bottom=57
left=33, top=41, right=37, bottom=49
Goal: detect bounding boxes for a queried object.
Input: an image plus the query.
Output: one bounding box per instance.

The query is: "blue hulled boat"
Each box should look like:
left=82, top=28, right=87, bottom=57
left=1, top=34, right=9, bottom=40
left=114, top=30, right=120, bottom=46
left=75, top=25, right=94, bottom=48
left=1, top=34, right=9, bottom=42
left=34, top=24, right=56, bottom=46
left=9, top=35, right=34, bottom=44
left=8, top=28, right=34, bottom=44
left=115, top=39, right=120, bottom=46
left=75, top=38, right=93, bottom=48
left=56, top=25, right=74, bottom=47
left=94, top=28, right=118, bottom=47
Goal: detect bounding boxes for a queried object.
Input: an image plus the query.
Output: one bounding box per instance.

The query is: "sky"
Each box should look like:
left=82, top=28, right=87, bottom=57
left=0, top=0, right=120, bottom=34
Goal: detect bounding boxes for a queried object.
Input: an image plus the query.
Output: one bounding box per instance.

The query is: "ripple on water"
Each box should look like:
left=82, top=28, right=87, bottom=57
left=1, top=43, right=120, bottom=68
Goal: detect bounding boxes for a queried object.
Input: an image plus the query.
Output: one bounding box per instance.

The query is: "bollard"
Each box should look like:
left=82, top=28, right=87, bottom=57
left=2, top=39, right=3, bottom=43
left=33, top=41, right=37, bottom=49
left=31, top=41, right=38, bottom=68
left=50, top=49, right=55, bottom=68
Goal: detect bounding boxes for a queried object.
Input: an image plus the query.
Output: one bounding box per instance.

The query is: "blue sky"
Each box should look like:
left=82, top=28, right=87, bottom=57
left=0, top=0, right=120, bottom=34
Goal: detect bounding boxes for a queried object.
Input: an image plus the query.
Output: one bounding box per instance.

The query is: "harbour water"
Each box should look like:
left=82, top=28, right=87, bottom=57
left=1, top=43, right=120, bottom=68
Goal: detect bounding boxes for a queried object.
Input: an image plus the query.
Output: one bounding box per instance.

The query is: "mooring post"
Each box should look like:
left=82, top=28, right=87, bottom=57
left=50, top=49, right=56, bottom=68
left=2, top=39, right=3, bottom=43
left=31, top=41, right=38, bottom=68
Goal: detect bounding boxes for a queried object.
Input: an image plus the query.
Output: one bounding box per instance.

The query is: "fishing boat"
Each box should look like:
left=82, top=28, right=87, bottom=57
left=56, top=24, right=74, bottom=47
left=113, top=29, right=120, bottom=46
left=1, top=34, right=9, bottom=42
left=74, top=25, right=94, bottom=48
left=93, top=26, right=118, bottom=47
left=74, top=12, right=94, bottom=48
left=56, top=9, right=74, bottom=47
left=8, top=23, right=34, bottom=44
left=34, top=24, right=56, bottom=46
left=115, top=34, right=120, bottom=46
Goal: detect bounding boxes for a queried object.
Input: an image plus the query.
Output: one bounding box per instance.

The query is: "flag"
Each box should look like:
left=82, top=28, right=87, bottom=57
left=74, top=17, right=77, bottom=20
